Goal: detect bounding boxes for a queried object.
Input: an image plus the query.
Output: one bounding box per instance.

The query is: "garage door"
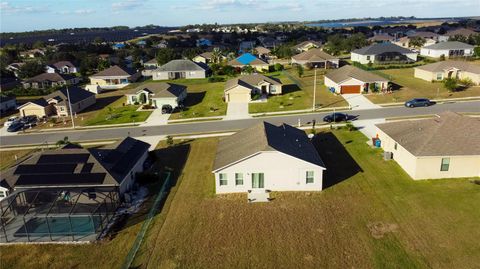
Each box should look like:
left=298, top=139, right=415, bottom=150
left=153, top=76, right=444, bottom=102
left=340, top=85, right=361, bottom=94
left=227, top=93, right=250, bottom=103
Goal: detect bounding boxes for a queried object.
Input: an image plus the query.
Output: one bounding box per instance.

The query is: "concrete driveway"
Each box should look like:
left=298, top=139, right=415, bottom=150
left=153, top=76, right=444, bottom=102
left=342, top=94, right=381, bottom=110
left=141, top=109, right=170, bottom=126
left=225, top=102, right=250, bottom=120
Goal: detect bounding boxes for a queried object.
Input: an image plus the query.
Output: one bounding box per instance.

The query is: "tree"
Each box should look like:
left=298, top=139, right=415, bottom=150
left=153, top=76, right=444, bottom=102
left=272, top=44, right=293, bottom=58
left=18, top=61, right=45, bottom=79
left=32, top=41, right=45, bottom=49
left=444, top=78, right=458, bottom=92
left=296, top=64, right=304, bottom=77
left=156, top=48, right=177, bottom=65
left=473, top=46, right=480, bottom=57
left=242, top=65, right=254, bottom=74
left=211, top=47, right=222, bottom=64
left=409, top=36, right=426, bottom=48
left=324, top=34, right=345, bottom=55
left=274, top=63, right=284, bottom=71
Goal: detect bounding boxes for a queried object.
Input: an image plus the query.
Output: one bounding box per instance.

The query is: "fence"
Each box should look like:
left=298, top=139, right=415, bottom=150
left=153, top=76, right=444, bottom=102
left=121, top=171, right=172, bottom=269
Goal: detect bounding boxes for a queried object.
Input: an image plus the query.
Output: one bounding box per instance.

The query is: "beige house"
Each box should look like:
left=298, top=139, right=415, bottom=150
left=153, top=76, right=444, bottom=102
left=18, top=87, right=96, bottom=117
left=292, top=41, right=322, bottom=52
left=291, top=48, right=339, bottom=68
left=393, top=36, right=436, bottom=49
left=375, top=112, right=480, bottom=180
left=228, top=53, right=269, bottom=72
left=22, top=73, right=79, bottom=89
left=212, top=121, right=326, bottom=194
left=224, top=74, right=282, bottom=103
left=89, top=65, right=141, bottom=89
left=414, top=61, right=480, bottom=84
left=324, top=65, right=389, bottom=94
left=193, top=52, right=214, bottom=64
left=125, top=82, right=187, bottom=109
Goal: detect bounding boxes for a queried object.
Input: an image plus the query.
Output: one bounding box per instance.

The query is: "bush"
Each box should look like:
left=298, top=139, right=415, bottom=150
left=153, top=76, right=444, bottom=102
left=166, top=135, right=174, bottom=147
left=208, top=76, right=225, bottom=83
left=459, top=77, right=473, bottom=87
left=251, top=93, right=261, bottom=100
left=369, top=83, right=377, bottom=93
left=296, top=64, right=304, bottom=77
left=273, top=63, right=284, bottom=71
left=440, top=54, right=446, bottom=61
left=345, top=122, right=357, bottom=131
left=444, top=78, right=459, bottom=92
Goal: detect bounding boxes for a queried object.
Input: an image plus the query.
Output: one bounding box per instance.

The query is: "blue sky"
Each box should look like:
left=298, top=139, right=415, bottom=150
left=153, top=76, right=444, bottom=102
left=1, top=0, right=478, bottom=32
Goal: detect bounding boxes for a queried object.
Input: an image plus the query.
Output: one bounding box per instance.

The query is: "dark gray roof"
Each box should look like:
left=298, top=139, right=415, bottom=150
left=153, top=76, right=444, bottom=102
left=0, top=95, right=16, bottom=103
left=225, top=74, right=281, bottom=92
left=213, top=122, right=325, bottom=171
left=91, top=65, right=136, bottom=77
left=127, top=82, right=186, bottom=98
left=352, top=43, right=414, bottom=55
left=1, top=137, right=149, bottom=190
left=156, top=59, right=208, bottom=72
left=25, top=72, right=75, bottom=83
left=422, top=41, right=474, bottom=50
left=45, top=87, right=95, bottom=105
left=415, top=60, right=480, bottom=74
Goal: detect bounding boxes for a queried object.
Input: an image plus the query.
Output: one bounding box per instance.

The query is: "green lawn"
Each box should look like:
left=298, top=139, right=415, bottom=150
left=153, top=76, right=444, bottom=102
left=249, top=68, right=348, bottom=114
left=167, top=79, right=227, bottom=120
left=83, top=97, right=151, bottom=126
left=366, top=68, right=480, bottom=104
left=2, top=131, right=479, bottom=268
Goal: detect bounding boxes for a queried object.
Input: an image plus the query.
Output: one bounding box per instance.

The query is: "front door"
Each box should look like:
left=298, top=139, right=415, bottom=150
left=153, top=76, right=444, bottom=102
left=251, top=173, right=265, bottom=189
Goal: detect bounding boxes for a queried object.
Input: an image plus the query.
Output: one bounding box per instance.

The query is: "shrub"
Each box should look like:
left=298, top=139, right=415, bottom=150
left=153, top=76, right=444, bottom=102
left=439, top=54, right=446, bottom=61
left=251, top=93, right=261, bottom=100
left=296, top=64, right=304, bottom=77
left=208, top=76, right=225, bottom=83
left=345, top=122, right=357, bottom=131
left=444, top=78, right=459, bottom=92
left=369, top=83, right=377, bottom=92
left=274, top=63, right=284, bottom=71
left=166, top=135, right=174, bottom=147
left=459, top=77, right=473, bottom=87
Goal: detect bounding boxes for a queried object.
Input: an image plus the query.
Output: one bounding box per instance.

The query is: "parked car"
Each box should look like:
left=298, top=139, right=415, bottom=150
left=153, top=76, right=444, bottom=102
left=323, top=113, right=349, bottom=123
left=3, top=116, right=19, bottom=127
left=404, top=98, right=433, bottom=108
left=7, top=121, right=25, bottom=132
left=161, top=105, right=173, bottom=114
left=20, top=115, right=38, bottom=125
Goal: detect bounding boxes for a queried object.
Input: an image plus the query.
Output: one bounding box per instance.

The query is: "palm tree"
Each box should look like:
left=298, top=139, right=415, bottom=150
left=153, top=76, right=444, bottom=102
left=212, top=47, right=222, bottom=64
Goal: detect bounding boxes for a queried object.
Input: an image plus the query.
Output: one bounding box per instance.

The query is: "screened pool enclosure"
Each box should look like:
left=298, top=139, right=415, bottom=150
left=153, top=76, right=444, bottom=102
left=0, top=187, right=120, bottom=243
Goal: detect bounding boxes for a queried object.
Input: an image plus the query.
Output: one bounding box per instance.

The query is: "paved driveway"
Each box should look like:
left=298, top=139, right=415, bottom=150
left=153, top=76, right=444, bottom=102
left=225, top=102, right=250, bottom=120
left=141, top=109, right=170, bottom=126
left=342, top=94, right=381, bottom=110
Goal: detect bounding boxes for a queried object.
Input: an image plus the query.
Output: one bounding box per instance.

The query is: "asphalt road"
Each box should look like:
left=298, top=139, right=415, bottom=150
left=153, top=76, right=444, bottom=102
left=1, top=101, right=479, bottom=147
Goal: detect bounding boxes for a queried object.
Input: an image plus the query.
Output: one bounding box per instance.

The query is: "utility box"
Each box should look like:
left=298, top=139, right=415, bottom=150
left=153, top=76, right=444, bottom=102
left=384, top=151, right=393, bottom=160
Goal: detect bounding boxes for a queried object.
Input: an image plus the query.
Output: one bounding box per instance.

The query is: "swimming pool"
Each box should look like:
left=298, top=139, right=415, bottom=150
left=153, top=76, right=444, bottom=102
left=14, top=216, right=102, bottom=237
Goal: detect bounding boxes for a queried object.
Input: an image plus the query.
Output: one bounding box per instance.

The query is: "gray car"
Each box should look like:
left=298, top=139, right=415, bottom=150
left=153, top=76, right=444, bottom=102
left=405, top=98, right=433, bottom=108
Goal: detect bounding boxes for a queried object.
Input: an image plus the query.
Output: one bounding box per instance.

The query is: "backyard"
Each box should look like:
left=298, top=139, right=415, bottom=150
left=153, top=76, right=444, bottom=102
left=365, top=68, right=480, bottom=104
left=1, top=130, right=479, bottom=268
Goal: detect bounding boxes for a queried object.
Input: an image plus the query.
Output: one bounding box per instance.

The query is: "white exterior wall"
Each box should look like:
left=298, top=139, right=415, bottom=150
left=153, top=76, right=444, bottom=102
left=213, top=151, right=325, bottom=194
left=0, top=186, right=9, bottom=202
left=324, top=76, right=340, bottom=92
left=152, top=70, right=206, bottom=81
left=415, top=156, right=480, bottom=179
left=152, top=97, right=179, bottom=108
left=420, top=48, right=474, bottom=58
left=405, top=53, right=418, bottom=62
left=351, top=53, right=373, bottom=64
left=119, top=151, right=148, bottom=195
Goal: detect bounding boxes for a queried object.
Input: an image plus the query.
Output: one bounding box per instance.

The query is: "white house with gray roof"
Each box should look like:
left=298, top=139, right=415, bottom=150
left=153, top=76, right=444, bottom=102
left=212, top=121, right=326, bottom=194
left=351, top=43, right=417, bottom=64
left=152, top=59, right=209, bottom=80
left=420, top=41, right=474, bottom=58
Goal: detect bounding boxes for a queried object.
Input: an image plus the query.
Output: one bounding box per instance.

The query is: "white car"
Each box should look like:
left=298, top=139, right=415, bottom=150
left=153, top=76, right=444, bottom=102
left=4, top=116, right=19, bottom=127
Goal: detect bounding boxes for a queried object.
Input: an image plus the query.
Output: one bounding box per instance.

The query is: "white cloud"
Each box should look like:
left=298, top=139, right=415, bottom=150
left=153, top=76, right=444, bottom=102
left=112, top=0, right=144, bottom=10
left=1, top=1, right=48, bottom=14
left=75, top=9, right=95, bottom=15
left=171, top=0, right=302, bottom=12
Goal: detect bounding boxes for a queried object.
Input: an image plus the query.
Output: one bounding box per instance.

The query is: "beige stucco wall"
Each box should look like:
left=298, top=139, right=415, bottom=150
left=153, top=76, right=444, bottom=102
left=414, top=68, right=437, bottom=82
left=460, top=71, right=480, bottom=85
left=213, top=151, right=325, bottom=194
left=225, top=85, right=251, bottom=103
left=415, top=155, right=480, bottom=179
left=19, top=103, right=49, bottom=117
left=193, top=56, right=207, bottom=64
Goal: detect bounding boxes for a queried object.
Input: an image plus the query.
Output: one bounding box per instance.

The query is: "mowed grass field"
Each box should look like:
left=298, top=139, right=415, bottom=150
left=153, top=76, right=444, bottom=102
left=366, top=68, right=480, bottom=104
left=2, top=131, right=479, bottom=269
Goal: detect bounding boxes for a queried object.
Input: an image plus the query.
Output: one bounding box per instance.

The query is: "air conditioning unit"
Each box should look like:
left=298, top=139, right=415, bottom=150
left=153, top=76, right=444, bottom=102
left=384, top=151, right=393, bottom=160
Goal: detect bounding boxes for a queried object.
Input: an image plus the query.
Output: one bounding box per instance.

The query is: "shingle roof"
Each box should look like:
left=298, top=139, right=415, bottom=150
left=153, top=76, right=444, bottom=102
left=25, top=73, right=75, bottom=83
left=292, top=48, right=338, bottom=62
left=255, top=46, right=271, bottom=55
left=91, top=65, right=136, bottom=77
left=352, top=43, right=414, bottom=55
left=225, top=74, right=281, bottom=92
left=407, top=31, right=439, bottom=38
left=155, top=59, right=208, bottom=72
left=127, top=82, right=186, bottom=98
left=324, top=65, right=388, bottom=84
left=145, top=58, right=157, bottom=64
left=228, top=53, right=268, bottom=66
left=45, top=87, right=95, bottom=105
left=197, top=52, right=213, bottom=59
left=213, top=122, right=325, bottom=171
left=368, top=34, right=394, bottom=42
left=52, top=61, right=76, bottom=69
left=444, top=28, right=477, bottom=37
left=376, top=111, right=480, bottom=156
left=422, top=41, right=474, bottom=50
left=415, top=60, right=480, bottom=74
left=293, top=41, right=322, bottom=50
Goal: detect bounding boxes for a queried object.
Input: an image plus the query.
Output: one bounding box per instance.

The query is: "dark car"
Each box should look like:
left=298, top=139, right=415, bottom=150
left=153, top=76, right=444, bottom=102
left=404, top=98, right=433, bottom=108
left=161, top=105, right=173, bottom=114
left=323, top=112, right=349, bottom=123
left=20, top=115, right=38, bottom=124
left=7, top=121, right=25, bottom=132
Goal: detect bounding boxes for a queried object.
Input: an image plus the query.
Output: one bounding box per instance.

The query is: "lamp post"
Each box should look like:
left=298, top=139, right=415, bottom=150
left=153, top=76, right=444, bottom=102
left=66, top=87, right=75, bottom=129
left=312, top=66, right=317, bottom=111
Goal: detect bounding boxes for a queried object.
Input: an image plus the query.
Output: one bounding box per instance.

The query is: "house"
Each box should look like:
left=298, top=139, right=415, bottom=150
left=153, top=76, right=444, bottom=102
left=224, top=74, right=282, bottom=103
left=407, top=31, right=439, bottom=40
left=212, top=121, right=326, bottom=194
left=254, top=46, right=273, bottom=60
left=152, top=59, right=209, bottom=80
left=414, top=60, right=480, bottom=84
left=89, top=65, right=141, bottom=89
left=0, top=77, right=20, bottom=91
left=142, top=58, right=159, bottom=77
left=196, top=38, right=213, bottom=47
left=6, top=62, right=25, bottom=77
left=125, top=82, right=187, bottom=109
left=153, top=40, right=168, bottom=49
left=193, top=52, right=214, bottom=64
left=257, top=36, right=281, bottom=48
left=19, top=49, right=45, bottom=58
left=368, top=33, right=395, bottom=43
left=351, top=43, right=417, bottom=64
left=439, top=28, right=478, bottom=42
left=393, top=36, right=436, bottom=49
left=46, top=61, right=78, bottom=74
left=324, top=65, right=389, bottom=94
left=375, top=111, right=480, bottom=180
left=420, top=41, right=474, bottom=58
left=22, top=73, right=79, bottom=89
left=0, top=96, right=16, bottom=113
left=239, top=41, right=256, bottom=53
left=292, top=41, right=322, bottom=52
left=18, top=87, right=96, bottom=117
left=228, top=53, right=269, bottom=72
left=291, top=48, right=339, bottom=68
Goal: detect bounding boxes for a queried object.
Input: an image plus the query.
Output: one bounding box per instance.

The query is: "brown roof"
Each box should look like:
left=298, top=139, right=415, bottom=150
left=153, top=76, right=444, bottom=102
left=225, top=74, right=281, bottom=92
left=255, top=46, right=271, bottom=55
left=415, top=60, right=480, bottom=74
left=293, top=41, right=322, bottom=50
left=292, top=48, right=338, bottom=62
left=198, top=52, right=213, bottom=59
left=91, top=65, right=136, bottom=77
left=445, top=28, right=477, bottom=37
left=324, top=65, right=388, bottom=84
left=52, top=61, right=76, bottom=69
left=25, top=72, right=75, bottom=83
left=368, top=34, right=395, bottom=42
left=213, top=122, right=325, bottom=171
left=126, top=82, right=186, bottom=98
left=376, top=111, right=480, bottom=156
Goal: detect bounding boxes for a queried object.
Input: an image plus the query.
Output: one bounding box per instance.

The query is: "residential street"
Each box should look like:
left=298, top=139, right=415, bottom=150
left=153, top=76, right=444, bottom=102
left=1, top=100, right=479, bottom=147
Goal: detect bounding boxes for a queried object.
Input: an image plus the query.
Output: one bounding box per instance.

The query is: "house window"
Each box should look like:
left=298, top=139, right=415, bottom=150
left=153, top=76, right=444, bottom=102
left=366, top=56, right=371, bottom=60
left=235, top=173, right=243, bottom=185
left=60, top=107, right=65, bottom=111
left=219, top=173, right=228, bottom=186
left=436, top=73, right=443, bottom=80
left=251, top=173, right=264, bottom=188
left=394, top=143, right=398, bottom=150
left=306, top=171, right=314, bottom=184
left=440, top=158, right=450, bottom=171
left=0, top=191, right=5, bottom=198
